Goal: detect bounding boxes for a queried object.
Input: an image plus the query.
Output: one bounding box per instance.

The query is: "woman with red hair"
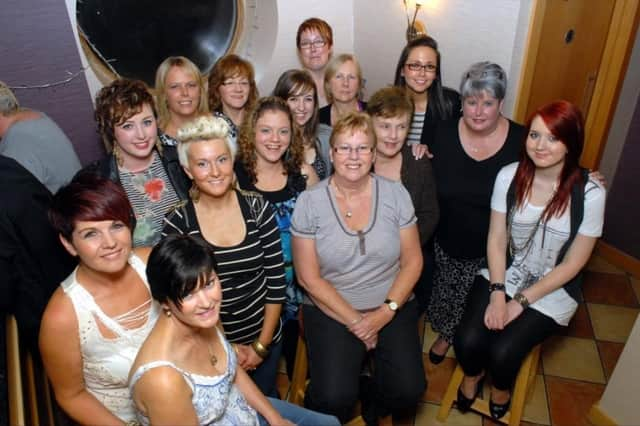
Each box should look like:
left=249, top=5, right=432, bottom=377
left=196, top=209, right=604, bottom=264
left=452, top=100, right=606, bottom=420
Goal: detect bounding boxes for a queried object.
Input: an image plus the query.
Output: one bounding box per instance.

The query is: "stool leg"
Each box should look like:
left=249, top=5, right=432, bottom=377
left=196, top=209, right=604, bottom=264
left=436, top=364, right=465, bottom=422
left=288, top=335, right=308, bottom=406
left=507, top=345, right=540, bottom=426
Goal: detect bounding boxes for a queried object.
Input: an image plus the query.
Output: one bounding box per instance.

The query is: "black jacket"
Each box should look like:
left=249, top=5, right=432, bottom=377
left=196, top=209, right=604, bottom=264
left=0, top=155, right=76, bottom=350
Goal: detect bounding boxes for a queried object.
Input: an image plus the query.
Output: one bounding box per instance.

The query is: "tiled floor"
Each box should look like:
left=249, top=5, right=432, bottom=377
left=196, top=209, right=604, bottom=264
left=276, top=255, right=640, bottom=425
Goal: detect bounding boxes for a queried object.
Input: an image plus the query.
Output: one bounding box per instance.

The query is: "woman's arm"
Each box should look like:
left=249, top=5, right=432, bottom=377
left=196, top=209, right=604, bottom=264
left=241, top=302, right=282, bottom=370
left=292, top=236, right=363, bottom=326
left=508, top=234, right=597, bottom=324
left=39, top=292, right=125, bottom=426
left=234, top=367, right=292, bottom=426
left=350, top=224, right=423, bottom=338
left=484, top=209, right=509, bottom=330
left=132, top=366, right=199, bottom=426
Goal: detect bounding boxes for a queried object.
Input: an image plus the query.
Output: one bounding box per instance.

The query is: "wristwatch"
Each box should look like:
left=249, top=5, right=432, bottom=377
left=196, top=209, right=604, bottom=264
left=384, top=299, right=399, bottom=312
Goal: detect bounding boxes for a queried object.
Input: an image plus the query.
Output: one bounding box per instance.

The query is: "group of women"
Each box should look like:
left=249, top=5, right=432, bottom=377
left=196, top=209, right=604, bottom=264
left=36, top=14, right=605, bottom=426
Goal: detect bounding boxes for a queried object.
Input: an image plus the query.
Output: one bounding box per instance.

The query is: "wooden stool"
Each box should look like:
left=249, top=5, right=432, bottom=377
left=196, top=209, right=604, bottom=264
left=5, top=314, right=56, bottom=426
left=437, top=344, right=541, bottom=425
left=288, top=334, right=365, bottom=426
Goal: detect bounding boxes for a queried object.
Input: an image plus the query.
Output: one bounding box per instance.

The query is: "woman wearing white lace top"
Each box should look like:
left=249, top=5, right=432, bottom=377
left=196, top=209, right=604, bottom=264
left=40, top=173, right=160, bottom=425
left=129, top=234, right=339, bottom=426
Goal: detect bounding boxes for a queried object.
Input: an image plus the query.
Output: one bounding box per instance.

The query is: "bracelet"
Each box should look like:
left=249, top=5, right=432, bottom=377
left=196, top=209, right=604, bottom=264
left=489, top=283, right=506, bottom=293
left=251, top=339, right=270, bottom=359
left=513, top=292, right=530, bottom=309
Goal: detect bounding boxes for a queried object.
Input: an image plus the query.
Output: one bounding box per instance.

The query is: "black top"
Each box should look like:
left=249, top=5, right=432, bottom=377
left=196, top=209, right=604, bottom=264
left=162, top=190, right=286, bottom=345
left=419, top=87, right=462, bottom=146
left=430, top=119, right=526, bottom=259
left=318, top=101, right=368, bottom=126
left=0, top=156, right=76, bottom=349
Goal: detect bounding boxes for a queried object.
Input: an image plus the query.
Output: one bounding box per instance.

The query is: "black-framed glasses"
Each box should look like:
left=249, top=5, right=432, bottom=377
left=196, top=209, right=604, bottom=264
left=405, top=62, right=437, bottom=73
left=300, top=39, right=327, bottom=50
left=333, top=145, right=374, bottom=156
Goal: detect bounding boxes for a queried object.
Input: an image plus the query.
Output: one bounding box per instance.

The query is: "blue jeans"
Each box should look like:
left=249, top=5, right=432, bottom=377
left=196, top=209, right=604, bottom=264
left=249, top=339, right=283, bottom=398
left=259, top=398, right=340, bottom=426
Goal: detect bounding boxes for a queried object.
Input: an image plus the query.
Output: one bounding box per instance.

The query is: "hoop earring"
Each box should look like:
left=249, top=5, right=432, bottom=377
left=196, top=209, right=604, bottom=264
left=189, top=182, right=200, bottom=202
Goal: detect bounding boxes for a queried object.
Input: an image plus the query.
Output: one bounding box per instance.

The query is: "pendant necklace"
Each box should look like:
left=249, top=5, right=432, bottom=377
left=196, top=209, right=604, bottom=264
left=207, top=342, right=218, bottom=367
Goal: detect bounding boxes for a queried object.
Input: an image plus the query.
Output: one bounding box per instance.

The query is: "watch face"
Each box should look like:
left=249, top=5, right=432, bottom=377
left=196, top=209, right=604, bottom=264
left=388, top=301, right=399, bottom=311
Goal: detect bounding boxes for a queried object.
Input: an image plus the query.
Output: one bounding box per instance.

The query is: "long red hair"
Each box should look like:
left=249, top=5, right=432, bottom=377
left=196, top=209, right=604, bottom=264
left=513, top=100, right=584, bottom=221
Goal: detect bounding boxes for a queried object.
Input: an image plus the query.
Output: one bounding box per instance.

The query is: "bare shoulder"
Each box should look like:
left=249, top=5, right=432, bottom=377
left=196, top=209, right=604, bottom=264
left=133, top=363, right=191, bottom=400
left=40, top=287, right=77, bottom=335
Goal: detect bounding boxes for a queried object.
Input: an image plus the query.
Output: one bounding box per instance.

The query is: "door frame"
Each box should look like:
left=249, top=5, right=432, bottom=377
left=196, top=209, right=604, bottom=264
left=513, top=0, right=640, bottom=169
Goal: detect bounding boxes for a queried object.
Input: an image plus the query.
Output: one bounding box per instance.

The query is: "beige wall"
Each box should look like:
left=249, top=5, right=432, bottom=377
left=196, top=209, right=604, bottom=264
left=598, top=314, right=640, bottom=425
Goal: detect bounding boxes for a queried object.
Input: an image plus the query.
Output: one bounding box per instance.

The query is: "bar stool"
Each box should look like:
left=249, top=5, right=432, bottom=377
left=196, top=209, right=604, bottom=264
left=437, top=344, right=541, bottom=426
left=288, top=334, right=365, bottom=426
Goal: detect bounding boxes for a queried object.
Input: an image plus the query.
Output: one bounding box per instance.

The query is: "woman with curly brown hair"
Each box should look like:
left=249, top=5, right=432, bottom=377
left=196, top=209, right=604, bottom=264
left=235, top=96, right=318, bottom=379
left=82, top=78, right=190, bottom=246
left=208, top=54, right=259, bottom=151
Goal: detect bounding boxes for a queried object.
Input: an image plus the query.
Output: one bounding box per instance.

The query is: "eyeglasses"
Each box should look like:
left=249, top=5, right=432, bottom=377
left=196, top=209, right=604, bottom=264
left=299, top=39, right=327, bottom=50
left=405, top=62, right=437, bottom=73
left=221, top=80, right=250, bottom=88
left=333, top=145, right=374, bottom=156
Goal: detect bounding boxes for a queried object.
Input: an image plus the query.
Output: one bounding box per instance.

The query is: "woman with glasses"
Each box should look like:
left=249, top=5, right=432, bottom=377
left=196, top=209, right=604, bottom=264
left=291, top=112, right=426, bottom=424
left=296, top=18, right=333, bottom=107
left=318, top=54, right=367, bottom=127
left=154, top=56, right=209, bottom=147
left=394, top=36, right=461, bottom=147
left=208, top=54, right=259, bottom=151
left=273, top=69, right=332, bottom=180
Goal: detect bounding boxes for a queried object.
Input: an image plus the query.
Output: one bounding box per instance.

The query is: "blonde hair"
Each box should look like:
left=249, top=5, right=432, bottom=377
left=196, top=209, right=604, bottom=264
left=0, top=81, right=20, bottom=116
left=329, top=111, right=377, bottom=149
left=177, top=115, right=235, bottom=167
left=154, top=56, right=208, bottom=129
left=324, top=54, right=363, bottom=104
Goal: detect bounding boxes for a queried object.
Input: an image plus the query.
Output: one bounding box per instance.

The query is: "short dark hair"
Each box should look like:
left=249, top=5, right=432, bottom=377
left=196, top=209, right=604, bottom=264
left=296, top=17, right=333, bottom=48
left=49, top=172, right=134, bottom=241
left=146, top=234, right=217, bottom=310
left=94, top=79, right=156, bottom=152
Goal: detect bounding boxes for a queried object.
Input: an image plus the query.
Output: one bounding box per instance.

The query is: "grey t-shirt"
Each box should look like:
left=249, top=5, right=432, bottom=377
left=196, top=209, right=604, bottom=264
left=291, top=174, right=417, bottom=310
left=0, top=112, right=81, bottom=193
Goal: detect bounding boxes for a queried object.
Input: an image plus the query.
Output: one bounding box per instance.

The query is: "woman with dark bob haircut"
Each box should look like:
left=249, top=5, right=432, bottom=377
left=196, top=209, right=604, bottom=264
left=129, top=234, right=339, bottom=426
left=82, top=78, right=190, bottom=247
left=453, top=100, right=605, bottom=419
left=40, top=173, right=160, bottom=424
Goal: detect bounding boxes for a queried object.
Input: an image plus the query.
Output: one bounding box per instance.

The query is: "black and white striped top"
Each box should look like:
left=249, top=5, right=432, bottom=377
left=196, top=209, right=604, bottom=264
left=407, top=111, right=426, bottom=146
left=162, top=190, right=286, bottom=345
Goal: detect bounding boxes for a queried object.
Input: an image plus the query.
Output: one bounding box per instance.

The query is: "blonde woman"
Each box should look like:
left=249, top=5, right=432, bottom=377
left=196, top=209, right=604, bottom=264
left=318, top=54, right=366, bottom=126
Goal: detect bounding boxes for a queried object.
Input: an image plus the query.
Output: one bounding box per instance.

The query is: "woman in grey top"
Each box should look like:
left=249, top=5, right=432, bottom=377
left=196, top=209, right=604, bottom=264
left=291, top=112, right=426, bottom=424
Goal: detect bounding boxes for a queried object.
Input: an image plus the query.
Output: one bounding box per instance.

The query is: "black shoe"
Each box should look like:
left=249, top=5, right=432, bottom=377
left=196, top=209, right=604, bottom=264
left=489, top=395, right=511, bottom=419
left=428, top=348, right=445, bottom=365
left=456, top=377, right=484, bottom=413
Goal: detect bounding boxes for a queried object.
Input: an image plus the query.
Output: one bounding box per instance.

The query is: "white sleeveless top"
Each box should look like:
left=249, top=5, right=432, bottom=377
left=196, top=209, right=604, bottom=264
left=61, top=253, right=160, bottom=421
left=129, top=328, right=258, bottom=425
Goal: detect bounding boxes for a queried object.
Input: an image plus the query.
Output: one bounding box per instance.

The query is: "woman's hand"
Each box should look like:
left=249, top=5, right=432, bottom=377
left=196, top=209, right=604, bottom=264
left=349, top=308, right=394, bottom=345
left=484, top=293, right=508, bottom=330
left=504, top=299, right=524, bottom=326
left=411, top=143, right=432, bottom=159
left=236, top=344, right=264, bottom=371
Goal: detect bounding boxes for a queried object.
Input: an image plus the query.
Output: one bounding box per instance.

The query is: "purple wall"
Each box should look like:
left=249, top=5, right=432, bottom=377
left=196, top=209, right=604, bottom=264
left=0, top=0, right=103, bottom=165
left=602, top=94, right=640, bottom=259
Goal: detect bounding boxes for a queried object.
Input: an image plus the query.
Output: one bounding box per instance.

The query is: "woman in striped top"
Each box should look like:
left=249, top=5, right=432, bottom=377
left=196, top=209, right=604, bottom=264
left=83, top=79, right=190, bottom=247
left=162, top=115, right=286, bottom=398
left=393, top=36, right=461, bottom=148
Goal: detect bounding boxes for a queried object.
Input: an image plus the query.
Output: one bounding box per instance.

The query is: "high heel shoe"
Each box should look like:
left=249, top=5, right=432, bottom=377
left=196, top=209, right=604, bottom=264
left=456, top=377, right=484, bottom=413
left=489, top=395, right=511, bottom=419
left=428, top=337, right=449, bottom=365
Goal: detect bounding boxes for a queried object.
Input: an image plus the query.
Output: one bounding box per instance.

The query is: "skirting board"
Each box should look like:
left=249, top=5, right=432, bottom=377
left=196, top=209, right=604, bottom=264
left=588, top=401, right=618, bottom=426
left=595, top=241, right=640, bottom=279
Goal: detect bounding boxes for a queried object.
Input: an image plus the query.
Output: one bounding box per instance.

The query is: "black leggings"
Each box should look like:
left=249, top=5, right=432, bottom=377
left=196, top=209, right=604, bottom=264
left=453, top=276, right=561, bottom=390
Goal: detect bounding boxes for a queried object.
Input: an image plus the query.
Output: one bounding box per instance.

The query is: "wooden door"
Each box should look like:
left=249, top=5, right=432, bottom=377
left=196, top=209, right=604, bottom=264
left=523, top=0, right=616, bottom=120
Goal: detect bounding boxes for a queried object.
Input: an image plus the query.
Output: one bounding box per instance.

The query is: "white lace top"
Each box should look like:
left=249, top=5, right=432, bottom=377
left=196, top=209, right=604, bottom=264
left=61, top=254, right=160, bottom=421
left=129, top=328, right=258, bottom=425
